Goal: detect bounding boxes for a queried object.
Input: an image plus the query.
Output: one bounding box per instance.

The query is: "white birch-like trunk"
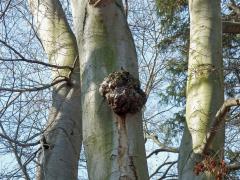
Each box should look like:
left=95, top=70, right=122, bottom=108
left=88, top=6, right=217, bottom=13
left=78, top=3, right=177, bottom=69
left=71, top=0, right=149, bottom=179
left=28, top=1, right=82, bottom=179
left=178, top=0, right=224, bottom=179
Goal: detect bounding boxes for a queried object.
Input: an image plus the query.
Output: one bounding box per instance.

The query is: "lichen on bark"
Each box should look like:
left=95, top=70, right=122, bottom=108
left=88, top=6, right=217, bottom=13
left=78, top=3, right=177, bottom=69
left=99, top=70, right=146, bottom=116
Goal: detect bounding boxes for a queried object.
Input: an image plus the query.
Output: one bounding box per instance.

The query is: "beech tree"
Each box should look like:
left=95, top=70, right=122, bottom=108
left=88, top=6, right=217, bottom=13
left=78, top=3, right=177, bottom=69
left=28, top=0, right=149, bottom=179
left=28, top=0, right=82, bottom=179
left=0, top=0, right=239, bottom=179
left=178, top=0, right=225, bottom=179
left=155, top=0, right=240, bottom=179
left=70, top=0, right=149, bottom=179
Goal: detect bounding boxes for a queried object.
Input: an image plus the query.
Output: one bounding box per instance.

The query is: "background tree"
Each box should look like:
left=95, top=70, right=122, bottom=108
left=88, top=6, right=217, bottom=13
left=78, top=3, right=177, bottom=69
left=28, top=0, right=82, bottom=179
left=179, top=0, right=224, bottom=179
left=155, top=0, right=240, bottom=179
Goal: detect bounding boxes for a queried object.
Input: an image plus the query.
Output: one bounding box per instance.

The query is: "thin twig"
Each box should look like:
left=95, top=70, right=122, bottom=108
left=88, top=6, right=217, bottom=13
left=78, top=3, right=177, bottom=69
left=0, top=58, right=73, bottom=70
left=0, top=77, right=69, bottom=92
left=147, top=148, right=179, bottom=158
left=0, top=133, right=39, bottom=147
left=0, top=39, right=73, bottom=69
left=0, top=0, right=12, bottom=19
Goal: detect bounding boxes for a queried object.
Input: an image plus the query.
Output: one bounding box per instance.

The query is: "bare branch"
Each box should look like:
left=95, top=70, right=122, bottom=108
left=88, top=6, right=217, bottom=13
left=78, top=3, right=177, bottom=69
left=227, top=162, right=240, bottom=171
left=228, top=1, right=240, bottom=15
left=159, top=161, right=178, bottom=180
left=147, top=148, right=179, bottom=158
left=0, top=77, right=69, bottom=93
left=0, top=39, right=74, bottom=70
left=0, top=0, right=12, bottom=19
left=149, top=160, right=177, bottom=179
left=223, top=21, right=240, bottom=34
left=145, top=132, right=179, bottom=158
left=222, top=0, right=240, bottom=34
left=0, top=133, right=39, bottom=147
left=0, top=58, right=73, bottom=70
left=202, top=99, right=240, bottom=154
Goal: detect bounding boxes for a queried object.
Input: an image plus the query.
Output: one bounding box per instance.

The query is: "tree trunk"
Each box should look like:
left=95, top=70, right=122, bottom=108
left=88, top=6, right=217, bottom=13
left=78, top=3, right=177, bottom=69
left=178, top=0, right=224, bottom=179
left=71, top=0, right=149, bottom=179
left=28, top=0, right=82, bottom=179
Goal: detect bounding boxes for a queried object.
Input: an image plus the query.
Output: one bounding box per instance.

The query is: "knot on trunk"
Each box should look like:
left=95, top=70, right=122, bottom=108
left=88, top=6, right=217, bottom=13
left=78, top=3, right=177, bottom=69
left=99, top=70, right=146, bottom=115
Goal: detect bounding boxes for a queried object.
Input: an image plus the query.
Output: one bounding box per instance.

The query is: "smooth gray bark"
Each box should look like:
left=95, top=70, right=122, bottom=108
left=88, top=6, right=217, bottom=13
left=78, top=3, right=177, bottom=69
left=71, top=0, right=149, bottom=179
left=28, top=0, right=82, bottom=179
left=178, top=0, right=224, bottom=179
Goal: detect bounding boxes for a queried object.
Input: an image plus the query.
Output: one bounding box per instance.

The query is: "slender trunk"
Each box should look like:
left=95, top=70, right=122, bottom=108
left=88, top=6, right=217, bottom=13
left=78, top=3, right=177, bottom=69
left=178, top=0, right=224, bottom=179
left=71, top=0, right=149, bottom=179
left=28, top=1, right=82, bottom=179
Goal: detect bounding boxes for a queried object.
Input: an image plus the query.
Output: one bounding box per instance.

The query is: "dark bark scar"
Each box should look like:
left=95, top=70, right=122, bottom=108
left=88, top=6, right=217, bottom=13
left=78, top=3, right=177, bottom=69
left=129, top=156, right=138, bottom=179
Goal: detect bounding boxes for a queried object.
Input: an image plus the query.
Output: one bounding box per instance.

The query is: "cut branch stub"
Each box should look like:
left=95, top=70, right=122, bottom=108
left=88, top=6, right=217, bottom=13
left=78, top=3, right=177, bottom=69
left=99, top=70, right=146, bottom=116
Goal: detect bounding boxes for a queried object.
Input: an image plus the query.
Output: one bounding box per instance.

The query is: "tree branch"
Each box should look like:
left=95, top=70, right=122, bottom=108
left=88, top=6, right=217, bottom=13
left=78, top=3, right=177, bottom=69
left=0, top=0, right=12, bottom=19
left=0, top=133, right=39, bottom=147
left=159, top=161, right=178, bottom=180
left=202, top=99, right=240, bottom=154
left=149, top=160, right=177, bottom=179
left=228, top=0, right=240, bottom=15
left=147, top=148, right=179, bottom=158
left=0, top=77, right=69, bottom=93
left=145, top=132, right=178, bottom=151
left=145, top=132, right=179, bottom=158
left=222, top=21, right=240, bottom=34
left=0, top=39, right=73, bottom=70
left=227, top=162, right=240, bottom=171
left=0, top=58, right=73, bottom=70
left=222, top=0, right=240, bottom=34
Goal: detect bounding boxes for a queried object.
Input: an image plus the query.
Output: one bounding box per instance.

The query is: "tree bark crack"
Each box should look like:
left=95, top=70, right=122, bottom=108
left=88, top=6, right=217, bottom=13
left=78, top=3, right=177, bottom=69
left=117, top=115, right=138, bottom=179
left=82, top=7, right=88, bottom=34
left=129, top=156, right=138, bottom=180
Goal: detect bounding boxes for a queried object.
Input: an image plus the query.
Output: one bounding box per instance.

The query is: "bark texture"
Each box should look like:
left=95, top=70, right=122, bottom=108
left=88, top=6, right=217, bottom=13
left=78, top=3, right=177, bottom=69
left=71, top=0, right=149, bottom=179
left=178, top=0, right=224, bottom=179
left=28, top=0, right=82, bottom=179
